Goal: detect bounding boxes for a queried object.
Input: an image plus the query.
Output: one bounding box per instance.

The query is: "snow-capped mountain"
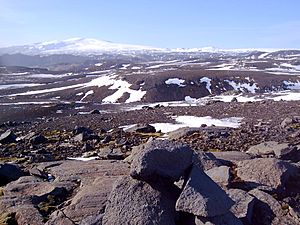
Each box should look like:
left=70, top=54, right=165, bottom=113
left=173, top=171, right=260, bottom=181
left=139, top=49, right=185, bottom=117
left=0, top=38, right=165, bottom=55
left=0, top=37, right=298, bottom=57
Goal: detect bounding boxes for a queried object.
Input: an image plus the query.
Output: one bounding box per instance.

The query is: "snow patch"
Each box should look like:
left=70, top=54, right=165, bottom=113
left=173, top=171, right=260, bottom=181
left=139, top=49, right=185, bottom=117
left=225, top=80, right=258, bottom=93
left=120, top=64, right=131, bottom=70
left=102, top=78, right=146, bottom=103
left=151, top=116, right=242, bottom=133
left=0, top=83, right=43, bottom=90
left=258, top=52, right=270, bottom=59
left=185, top=96, right=198, bottom=104
left=283, top=81, right=300, bottom=90
left=4, top=83, right=85, bottom=96
left=176, top=116, right=242, bottom=128
left=67, top=157, right=99, bottom=161
left=269, top=91, right=300, bottom=101
left=80, top=90, right=94, bottom=102
left=0, top=101, right=53, bottom=105
left=165, top=78, right=186, bottom=87
left=200, top=77, right=212, bottom=94
left=123, top=116, right=242, bottom=134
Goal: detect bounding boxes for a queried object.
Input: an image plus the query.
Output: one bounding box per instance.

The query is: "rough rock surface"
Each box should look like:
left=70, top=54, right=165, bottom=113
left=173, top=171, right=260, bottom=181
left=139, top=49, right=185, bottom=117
left=126, top=123, right=156, bottom=133
left=176, top=165, right=234, bottom=217
left=102, top=176, right=179, bottom=225
left=193, top=151, right=223, bottom=171
left=45, top=210, right=75, bottom=225
left=249, top=189, right=299, bottom=225
left=130, top=139, right=193, bottom=182
left=0, top=160, right=129, bottom=224
left=205, top=166, right=231, bottom=187
left=167, top=127, right=201, bottom=140
left=236, top=158, right=298, bottom=190
left=209, top=151, right=253, bottom=163
left=247, top=141, right=289, bottom=156
left=226, top=189, right=255, bottom=224
left=195, top=212, right=243, bottom=225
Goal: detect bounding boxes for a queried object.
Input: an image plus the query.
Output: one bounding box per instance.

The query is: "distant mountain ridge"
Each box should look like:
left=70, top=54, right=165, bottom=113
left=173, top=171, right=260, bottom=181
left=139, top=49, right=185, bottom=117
left=1, top=37, right=295, bottom=56
left=0, top=38, right=165, bottom=55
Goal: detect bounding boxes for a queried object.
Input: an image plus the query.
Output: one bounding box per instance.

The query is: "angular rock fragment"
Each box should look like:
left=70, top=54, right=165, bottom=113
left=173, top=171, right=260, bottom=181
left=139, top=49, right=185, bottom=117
left=73, top=126, right=93, bottom=135
left=209, top=151, right=253, bottom=163
left=125, top=123, right=156, bottom=133
left=226, top=189, right=255, bottom=224
left=45, top=210, right=75, bottom=225
left=0, top=130, right=16, bottom=144
left=176, top=165, right=234, bottom=217
left=205, top=166, right=231, bottom=187
left=249, top=189, right=298, bottom=225
left=30, top=134, right=48, bottom=145
left=247, top=141, right=289, bottom=157
left=195, top=212, right=243, bottom=225
left=102, top=176, right=179, bottom=225
left=130, top=139, right=193, bottom=182
left=236, top=158, right=298, bottom=191
left=193, top=151, right=223, bottom=171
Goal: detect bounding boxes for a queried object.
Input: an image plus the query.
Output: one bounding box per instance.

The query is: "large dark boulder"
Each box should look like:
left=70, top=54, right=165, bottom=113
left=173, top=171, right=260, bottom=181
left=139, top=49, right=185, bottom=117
left=102, top=176, right=179, bottom=225
left=176, top=165, right=234, bottom=218
left=0, top=163, right=24, bottom=186
left=0, top=130, right=16, bottom=144
left=30, top=134, right=48, bottom=145
left=130, top=139, right=194, bottom=182
left=72, top=126, right=93, bottom=135
left=126, top=123, right=156, bottom=133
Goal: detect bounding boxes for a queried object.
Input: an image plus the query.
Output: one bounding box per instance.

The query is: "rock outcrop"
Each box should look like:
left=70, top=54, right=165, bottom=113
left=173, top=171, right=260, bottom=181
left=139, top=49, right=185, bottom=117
left=130, top=139, right=194, bottom=182
left=176, top=165, right=234, bottom=217
left=236, top=158, right=298, bottom=191
left=102, top=176, right=179, bottom=225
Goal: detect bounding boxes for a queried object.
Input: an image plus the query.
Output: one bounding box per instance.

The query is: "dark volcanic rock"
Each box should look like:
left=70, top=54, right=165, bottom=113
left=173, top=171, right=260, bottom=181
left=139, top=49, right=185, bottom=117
left=176, top=165, right=234, bottom=217
left=73, top=133, right=99, bottom=142
left=72, top=126, right=93, bottom=135
left=0, top=163, right=24, bottom=186
left=196, top=212, right=243, bottom=225
left=249, top=189, right=298, bottom=225
left=89, top=109, right=101, bottom=114
left=126, top=123, right=156, bottom=133
left=30, top=134, right=48, bottom=145
left=0, top=130, right=16, bottom=144
left=102, top=176, right=179, bottom=225
left=101, top=135, right=112, bottom=144
left=130, top=139, right=194, bottom=182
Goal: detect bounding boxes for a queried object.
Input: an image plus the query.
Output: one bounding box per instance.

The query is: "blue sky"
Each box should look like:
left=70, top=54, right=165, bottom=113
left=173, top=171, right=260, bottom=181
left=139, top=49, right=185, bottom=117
left=1, top=0, right=300, bottom=48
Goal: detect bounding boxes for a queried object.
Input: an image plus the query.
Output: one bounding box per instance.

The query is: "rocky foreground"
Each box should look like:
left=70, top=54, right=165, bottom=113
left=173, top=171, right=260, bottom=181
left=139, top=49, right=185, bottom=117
left=1, top=101, right=300, bottom=224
